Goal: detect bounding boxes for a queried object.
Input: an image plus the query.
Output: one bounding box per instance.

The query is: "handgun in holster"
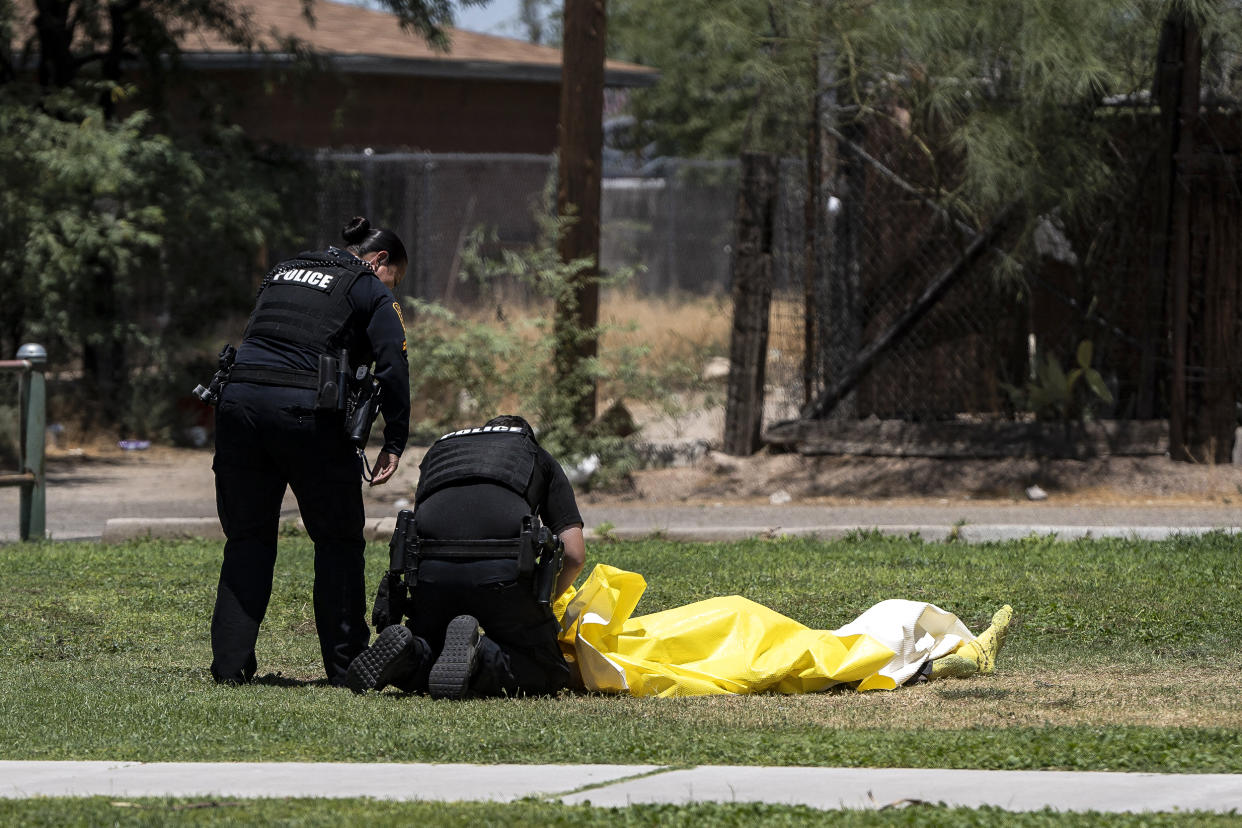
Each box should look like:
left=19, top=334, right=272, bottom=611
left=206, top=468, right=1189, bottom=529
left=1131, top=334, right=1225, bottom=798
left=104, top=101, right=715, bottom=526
left=371, top=509, right=417, bottom=632
left=191, top=344, right=236, bottom=406
left=526, top=518, right=564, bottom=609
left=345, top=365, right=383, bottom=449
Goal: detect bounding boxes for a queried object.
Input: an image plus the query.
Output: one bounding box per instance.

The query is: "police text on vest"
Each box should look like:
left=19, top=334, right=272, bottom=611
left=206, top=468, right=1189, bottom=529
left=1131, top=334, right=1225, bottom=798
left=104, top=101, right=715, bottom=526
left=273, top=269, right=336, bottom=292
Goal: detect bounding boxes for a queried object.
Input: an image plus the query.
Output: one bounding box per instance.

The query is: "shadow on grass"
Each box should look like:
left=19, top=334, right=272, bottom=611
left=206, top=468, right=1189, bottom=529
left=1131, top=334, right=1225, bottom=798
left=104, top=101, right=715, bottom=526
left=933, top=687, right=1014, bottom=701
left=251, top=673, right=330, bottom=689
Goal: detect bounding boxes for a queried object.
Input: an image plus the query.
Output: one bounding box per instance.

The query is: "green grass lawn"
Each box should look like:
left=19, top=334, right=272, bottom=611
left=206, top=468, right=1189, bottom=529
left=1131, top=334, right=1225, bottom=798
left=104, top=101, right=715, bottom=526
left=1, top=798, right=1238, bottom=827
left=1, top=532, right=1240, bottom=772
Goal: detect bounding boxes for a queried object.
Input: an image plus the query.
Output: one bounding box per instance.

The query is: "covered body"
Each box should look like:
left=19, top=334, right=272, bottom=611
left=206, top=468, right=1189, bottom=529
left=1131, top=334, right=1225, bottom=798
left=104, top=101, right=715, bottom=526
left=556, top=565, right=977, bottom=696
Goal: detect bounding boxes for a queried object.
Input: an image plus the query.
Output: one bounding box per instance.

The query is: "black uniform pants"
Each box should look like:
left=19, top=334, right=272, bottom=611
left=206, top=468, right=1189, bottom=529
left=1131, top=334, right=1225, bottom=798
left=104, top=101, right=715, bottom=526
left=406, top=560, right=569, bottom=696
left=210, top=381, right=368, bottom=685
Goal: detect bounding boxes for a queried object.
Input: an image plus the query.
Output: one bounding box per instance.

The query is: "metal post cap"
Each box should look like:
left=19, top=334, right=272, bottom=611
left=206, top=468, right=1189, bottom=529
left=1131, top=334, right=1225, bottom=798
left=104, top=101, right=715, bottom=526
left=16, top=343, right=47, bottom=363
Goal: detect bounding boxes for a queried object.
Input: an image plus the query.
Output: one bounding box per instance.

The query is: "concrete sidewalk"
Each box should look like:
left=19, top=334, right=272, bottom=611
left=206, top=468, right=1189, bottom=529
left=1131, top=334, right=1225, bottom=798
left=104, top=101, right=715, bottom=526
left=2, top=761, right=1240, bottom=814
left=97, top=511, right=1242, bottom=544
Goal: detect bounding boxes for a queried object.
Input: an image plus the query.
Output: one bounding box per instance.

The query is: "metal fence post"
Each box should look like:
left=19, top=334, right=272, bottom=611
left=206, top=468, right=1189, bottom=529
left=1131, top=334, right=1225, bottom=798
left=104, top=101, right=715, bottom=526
left=17, top=343, right=46, bottom=541
left=419, top=158, right=433, bottom=298
left=724, top=154, right=778, bottom=455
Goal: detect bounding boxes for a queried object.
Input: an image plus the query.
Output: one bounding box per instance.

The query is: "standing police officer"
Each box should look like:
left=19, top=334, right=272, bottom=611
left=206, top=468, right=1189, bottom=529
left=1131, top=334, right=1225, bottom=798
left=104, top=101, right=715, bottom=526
left=346, top=415, right=586, bottom=698
left=210, top=216, right=411, bottom=686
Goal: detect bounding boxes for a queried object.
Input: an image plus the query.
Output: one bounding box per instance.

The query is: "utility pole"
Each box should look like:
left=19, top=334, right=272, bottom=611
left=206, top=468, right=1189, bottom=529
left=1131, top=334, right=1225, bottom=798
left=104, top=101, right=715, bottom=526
left=554, top=0, right=607, bottom=428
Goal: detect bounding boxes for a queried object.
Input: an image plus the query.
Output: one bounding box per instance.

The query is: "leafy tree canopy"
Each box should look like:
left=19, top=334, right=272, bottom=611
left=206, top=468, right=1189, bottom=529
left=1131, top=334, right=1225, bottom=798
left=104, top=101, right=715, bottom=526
left=608, top=0, right=817, bottom=159
left=609, top=0, right=1242, bottom=215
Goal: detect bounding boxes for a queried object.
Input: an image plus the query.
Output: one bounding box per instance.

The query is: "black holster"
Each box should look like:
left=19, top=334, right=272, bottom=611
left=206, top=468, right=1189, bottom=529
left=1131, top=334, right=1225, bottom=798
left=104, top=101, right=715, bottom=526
left=529, top=520, right=564, bottom=608
left=315, top=348, right=349, bottom=412
left=371, top=509, right=416, bottom=632
left=345, top=368, right=382, bottom=448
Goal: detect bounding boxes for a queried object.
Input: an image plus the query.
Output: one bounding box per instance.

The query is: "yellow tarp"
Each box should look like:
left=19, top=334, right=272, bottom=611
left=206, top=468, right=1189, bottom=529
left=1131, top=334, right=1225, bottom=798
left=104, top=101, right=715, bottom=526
left=554, top=564, right=900, bottom=697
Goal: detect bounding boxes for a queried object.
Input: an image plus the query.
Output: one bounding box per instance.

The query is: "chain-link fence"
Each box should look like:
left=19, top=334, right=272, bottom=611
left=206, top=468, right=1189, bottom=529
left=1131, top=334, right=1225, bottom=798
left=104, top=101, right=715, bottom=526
left=305, top=135, right=1230, bottom=432
left=304, top=150, right=1033, bottom=424
left=767, top=125, right=1030, bottom=424
left=305, top=153, right=740, bottom=301
left=309, top=153, right=556, bottom=303
left=753, top=142, right=1029, bottom=424
left=601, top=160, right=738, bottom=294
left=760, top=117, right=1227, bottom=428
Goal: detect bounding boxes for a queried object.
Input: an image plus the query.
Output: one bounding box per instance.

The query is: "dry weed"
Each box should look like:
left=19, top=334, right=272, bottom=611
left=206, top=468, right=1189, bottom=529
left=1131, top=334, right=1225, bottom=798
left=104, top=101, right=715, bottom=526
left=622, top=667, right=1242, bottom=731
left=434, top=291, right=731, bottom=367
left=598, top=291, right=731, bottom=365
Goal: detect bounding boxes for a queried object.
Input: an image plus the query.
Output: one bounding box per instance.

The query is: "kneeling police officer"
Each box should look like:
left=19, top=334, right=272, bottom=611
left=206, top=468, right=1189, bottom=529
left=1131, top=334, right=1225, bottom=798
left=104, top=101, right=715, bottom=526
left=347, top=415, right=586, bottom=698
left=209, top=216, right=411, bottom=686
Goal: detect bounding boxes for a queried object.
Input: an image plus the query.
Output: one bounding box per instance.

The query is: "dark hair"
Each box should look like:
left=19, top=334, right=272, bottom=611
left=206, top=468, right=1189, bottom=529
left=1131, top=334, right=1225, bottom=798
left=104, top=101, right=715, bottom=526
left=485, top=414, right=537, bottom=441
left=341, top=216, right=408, bottom=267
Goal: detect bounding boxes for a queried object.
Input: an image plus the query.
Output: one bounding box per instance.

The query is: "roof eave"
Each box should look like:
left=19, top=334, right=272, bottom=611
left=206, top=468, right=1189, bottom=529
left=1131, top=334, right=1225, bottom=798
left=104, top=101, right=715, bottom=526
left=180, top=51, right=659, bottom=88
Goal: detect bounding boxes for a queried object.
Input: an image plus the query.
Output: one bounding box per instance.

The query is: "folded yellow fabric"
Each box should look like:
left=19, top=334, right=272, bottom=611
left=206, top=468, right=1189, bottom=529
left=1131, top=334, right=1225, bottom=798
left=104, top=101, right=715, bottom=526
left=556, top=564, right=901, bottom=697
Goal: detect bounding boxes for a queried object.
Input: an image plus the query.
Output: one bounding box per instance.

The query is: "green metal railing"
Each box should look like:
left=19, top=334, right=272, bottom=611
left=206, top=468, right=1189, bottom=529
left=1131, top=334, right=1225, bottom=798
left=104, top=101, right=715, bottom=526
left=1, top=344, right=47, bottom=541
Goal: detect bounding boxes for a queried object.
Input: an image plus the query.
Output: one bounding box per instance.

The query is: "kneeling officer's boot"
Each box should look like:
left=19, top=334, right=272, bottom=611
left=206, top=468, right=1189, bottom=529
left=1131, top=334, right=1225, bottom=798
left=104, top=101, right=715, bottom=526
left=347, top=625, right=429, bottom=694
left=428, top=615, right=482, bottom=700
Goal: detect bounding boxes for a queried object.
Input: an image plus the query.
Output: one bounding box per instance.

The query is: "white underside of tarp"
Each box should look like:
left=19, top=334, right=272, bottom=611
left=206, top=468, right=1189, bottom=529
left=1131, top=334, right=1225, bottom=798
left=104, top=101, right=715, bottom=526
left=832, top=600, right=976, bottom=686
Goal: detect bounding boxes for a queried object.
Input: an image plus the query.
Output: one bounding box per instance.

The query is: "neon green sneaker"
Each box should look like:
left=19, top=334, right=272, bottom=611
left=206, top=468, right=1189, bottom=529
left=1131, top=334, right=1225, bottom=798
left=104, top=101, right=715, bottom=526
left=928, top=653, right=979, bottom=680
left=955, top=604, right=1013, bottom=675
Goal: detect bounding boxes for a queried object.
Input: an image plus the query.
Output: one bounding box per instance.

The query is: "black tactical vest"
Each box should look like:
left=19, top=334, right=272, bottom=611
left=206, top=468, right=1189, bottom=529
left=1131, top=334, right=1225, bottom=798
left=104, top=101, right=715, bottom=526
left=242, top=251, right=371, bottom=356
left=416, top=426, right=539, bottom=504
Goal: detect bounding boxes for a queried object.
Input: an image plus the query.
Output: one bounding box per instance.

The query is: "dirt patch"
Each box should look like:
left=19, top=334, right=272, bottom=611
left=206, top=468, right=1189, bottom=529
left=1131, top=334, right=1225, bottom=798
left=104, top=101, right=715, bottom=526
left=854, top=667, right=1242, bottom=729
left=618, top=452, right=1242, bottom=505
left=606, top=397, right=1242, bottom=505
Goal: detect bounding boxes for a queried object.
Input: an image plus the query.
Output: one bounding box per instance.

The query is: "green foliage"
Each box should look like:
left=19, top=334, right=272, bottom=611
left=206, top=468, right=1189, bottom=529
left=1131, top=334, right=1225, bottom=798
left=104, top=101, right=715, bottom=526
left=0, top=0, right=462, bottom=434
left=1002, top=339, right=1115, bottom=421
left=608, top=0, right=1242, bottom=235
left=0, top=402, right=17, bottom=468
left=863, top=0, right=1165, bottom=222
left=0, top=0, right=315, bottom=433
left=0, top=84, right=300, bottom=433
left=608, top=0, right=821, bottom=158
left=368, top=0, right=490, bottom=49
left=405, top=297, right=527, bottom=425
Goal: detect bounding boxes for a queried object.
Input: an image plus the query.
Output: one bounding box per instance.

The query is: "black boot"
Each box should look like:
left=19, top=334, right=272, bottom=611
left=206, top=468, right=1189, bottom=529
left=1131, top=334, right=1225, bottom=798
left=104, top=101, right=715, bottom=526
left=346, top=625, right=428, bottom=694
left=428, top=615, right=481, bottom=700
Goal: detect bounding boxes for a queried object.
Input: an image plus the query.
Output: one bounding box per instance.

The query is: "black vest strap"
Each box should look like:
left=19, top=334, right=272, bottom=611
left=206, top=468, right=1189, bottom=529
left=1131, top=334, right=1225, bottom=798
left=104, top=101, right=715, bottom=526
left=417, top=538, right=523, bottom=560
left=228, top=366, right=318, bottom=390
left=416, top=427, right=538, bottom=503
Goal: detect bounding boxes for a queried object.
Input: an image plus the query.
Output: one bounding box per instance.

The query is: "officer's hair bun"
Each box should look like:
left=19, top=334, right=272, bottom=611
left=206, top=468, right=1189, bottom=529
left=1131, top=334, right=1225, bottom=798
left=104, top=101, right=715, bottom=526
left=342, top=216, right=372, bottom=245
